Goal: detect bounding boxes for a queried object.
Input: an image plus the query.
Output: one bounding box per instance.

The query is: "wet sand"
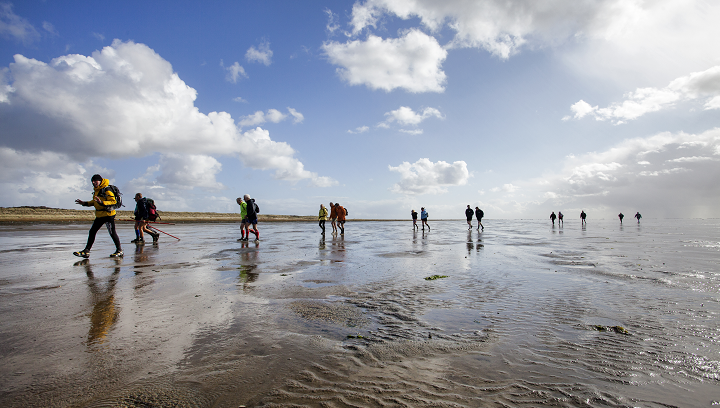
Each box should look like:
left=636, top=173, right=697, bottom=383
left=0, top=220, right=719, bottom=407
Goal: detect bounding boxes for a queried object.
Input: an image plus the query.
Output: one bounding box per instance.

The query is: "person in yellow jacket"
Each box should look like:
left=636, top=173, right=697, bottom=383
left=318, top=204, right=329, bottom=235
left=73, top=174, right=123, bottom=258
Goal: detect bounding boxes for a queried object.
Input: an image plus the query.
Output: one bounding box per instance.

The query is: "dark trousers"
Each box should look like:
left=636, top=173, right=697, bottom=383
left=319, top=220, right=325, bottom=232
left=85, top=215, right=121, bottom=251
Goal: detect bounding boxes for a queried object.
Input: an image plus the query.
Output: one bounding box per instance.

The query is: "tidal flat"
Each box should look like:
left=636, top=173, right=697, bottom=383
left=0, top=219, right=718, bottom=407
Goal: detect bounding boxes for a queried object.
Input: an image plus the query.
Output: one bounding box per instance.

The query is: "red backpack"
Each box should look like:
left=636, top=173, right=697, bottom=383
left=146, top=198, right=160, bottom=221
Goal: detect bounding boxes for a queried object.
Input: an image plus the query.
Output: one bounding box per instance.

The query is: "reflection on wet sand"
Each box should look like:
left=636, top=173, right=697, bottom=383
left=84, top=259, right=121, bottom=345
left=1, top=220, right=719, bottom=407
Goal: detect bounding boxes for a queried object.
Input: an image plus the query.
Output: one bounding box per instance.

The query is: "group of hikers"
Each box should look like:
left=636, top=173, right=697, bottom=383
left=318, top=202, right=347, bottom=235
left=71, top=174, right=645, bottom=259
left=550, top=210, right=642, bottom=226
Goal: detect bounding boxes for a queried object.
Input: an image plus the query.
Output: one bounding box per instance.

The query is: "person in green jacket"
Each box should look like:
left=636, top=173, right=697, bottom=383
left=73, top=174, right=123, bottom=258
left=318, top=204, right=328, bottom=234
left=237, top=196, right=248, bottom=241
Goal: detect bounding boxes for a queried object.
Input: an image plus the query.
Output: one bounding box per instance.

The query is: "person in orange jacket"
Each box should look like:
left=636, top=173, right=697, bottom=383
left=335, top=203, right=346, bottom=235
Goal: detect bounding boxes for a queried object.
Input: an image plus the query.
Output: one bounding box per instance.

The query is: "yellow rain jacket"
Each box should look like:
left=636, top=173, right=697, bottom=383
left=318, top=207, right=328, bottom=221
left=88, top=178, right=117, bottom=217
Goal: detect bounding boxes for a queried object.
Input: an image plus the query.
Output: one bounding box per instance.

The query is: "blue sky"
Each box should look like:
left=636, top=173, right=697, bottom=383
left=1, top=0, right=719, bottom=219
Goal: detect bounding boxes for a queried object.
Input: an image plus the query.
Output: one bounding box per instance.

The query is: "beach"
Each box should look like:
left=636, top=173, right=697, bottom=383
left=0, top=219, right=718, bottom=407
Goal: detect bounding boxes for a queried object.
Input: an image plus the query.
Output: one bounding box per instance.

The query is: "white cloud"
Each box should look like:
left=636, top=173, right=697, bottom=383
left=347, top=0, right=720, bottom=86
left=0, top=40, right=331, bottom=186
left=348, top=126, right=369, bottom=134
left=383, top=106, right=443, bottom=126
left=349, top=0, right=629, bottom=59
left=490, top=184, right=519, bottom=193
left=322, top=29, right=447, bottom=93
left=399, top=129, right=423, bottom=135
left=233, top=96, right=248, bottom=103
left=569, top=65, right=720, bottom=123
left=0, top=147, right=112, bottom=207
left=92, top=32, right=105, bottom=42
left=223, top=60, right=248, bottom=83
left=0, top=3, right=39, bottom=45
left=237, top=107, right=302, bottom=128
left=245, top=40, right=273, bottom=66
left=324, top=8, right=341, bottom=35
left=42, top=21, right=58, bottom=36
left=287, top=107, right=304, bottom=123
left=388, top=158, right=469, bottom=195
left=156, top=154, right=225, bottom=190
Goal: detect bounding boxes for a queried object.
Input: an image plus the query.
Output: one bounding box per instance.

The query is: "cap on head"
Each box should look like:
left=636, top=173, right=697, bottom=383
left=91, top=174, right=103, bottom=182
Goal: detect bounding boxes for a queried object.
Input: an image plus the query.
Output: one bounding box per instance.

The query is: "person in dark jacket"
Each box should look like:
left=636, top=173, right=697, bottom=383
left=244, top=194, right=259, bottom=241
left=132, top=193, right=159, bottom=243
left=411, top=209, right=418, bottom=230
left=465, top=205, right=474, bottom=230
left=550, top=212, right=557, bottom=226
left=475, top=207, right=484, bottom=230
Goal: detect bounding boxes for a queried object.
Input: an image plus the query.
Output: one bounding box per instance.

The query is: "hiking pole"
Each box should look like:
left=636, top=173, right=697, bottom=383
left=148, top=225, right=181, bottom=240
left=123, top=219, right=176, bottom=225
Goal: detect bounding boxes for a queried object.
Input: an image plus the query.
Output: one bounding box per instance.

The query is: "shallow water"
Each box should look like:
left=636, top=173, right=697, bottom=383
left=0, top=219, right=718, bottom=407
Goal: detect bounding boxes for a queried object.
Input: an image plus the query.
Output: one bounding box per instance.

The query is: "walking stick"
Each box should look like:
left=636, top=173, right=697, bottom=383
left=148, top=225, right=181, bottom=240
left=123, top=219, right=176, bottom=225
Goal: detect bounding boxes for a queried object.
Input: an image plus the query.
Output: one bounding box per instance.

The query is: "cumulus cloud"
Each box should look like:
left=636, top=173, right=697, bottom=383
left=223, top=60, right=248, bottom=83
left=345, top=0, right=720, bottom=86
left=0, top=3, right=39, bottom=44
left=245, top=40, right=273, bottom=66
left=0, top=40, right=332, bottom=187
left=156, top=154, right=225, bottom=190
left=382, top=106, right=444, bottom=126
left=490, top=184, right=519, bottom=193
left=324, top=8, right=341, bottom=35
left=0, top=147, right=113, bottom=207
left=568, top=65, right=720, bottom=123
left=389, top=158, right=469, bottom=194
left=322, top=29, right=447, bottom=93
left=237, top=107, right=303, bottom=128
left=348, top=0, right=625, bottom=59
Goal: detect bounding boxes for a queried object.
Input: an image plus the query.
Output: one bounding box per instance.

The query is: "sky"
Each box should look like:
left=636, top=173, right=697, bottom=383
left=1, top=0, right=719, bottom=219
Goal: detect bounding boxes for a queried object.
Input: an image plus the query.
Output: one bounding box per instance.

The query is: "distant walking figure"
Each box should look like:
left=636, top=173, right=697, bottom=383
left=619, top=213, right=624, bottom=224
left=580, top=210, right=587, bottom=226
left=335, top=203, right=346, bottom=235
left=411, top=209, right=419, bottom=230
left=558, top=211, right=564, bottom=227
left=420, top=207, right=430, bottom=231
left=475, top=207, right=484, bottom=230
left=465, top=205, right=474, bottom=230
left=318, top=204, right=328, bottom=234
left=635, top=212, right=642, bottom=223
left=329, top=202, right=337, bottom=234
left=244, top=194, right=259, bottom=241
left=550, top=212, right=557, bottom=225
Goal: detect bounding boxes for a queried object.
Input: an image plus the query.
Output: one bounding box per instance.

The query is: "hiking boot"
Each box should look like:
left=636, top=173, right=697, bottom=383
left=73, top=250, right=90, bottom=258
left=152, top=233, right=159, bottom=242
left=110, top=250, right=124, bottom=258
left=131, top=238, right=143, bottom=243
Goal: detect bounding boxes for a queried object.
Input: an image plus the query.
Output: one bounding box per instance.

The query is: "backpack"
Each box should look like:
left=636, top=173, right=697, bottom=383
left=100, top=185, right=123, bottom=211
left=344, top=208, right=348, bottom=216
left=146, top=198, right=160, bottom=221
left=254, top=202, right=260, bottom=214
